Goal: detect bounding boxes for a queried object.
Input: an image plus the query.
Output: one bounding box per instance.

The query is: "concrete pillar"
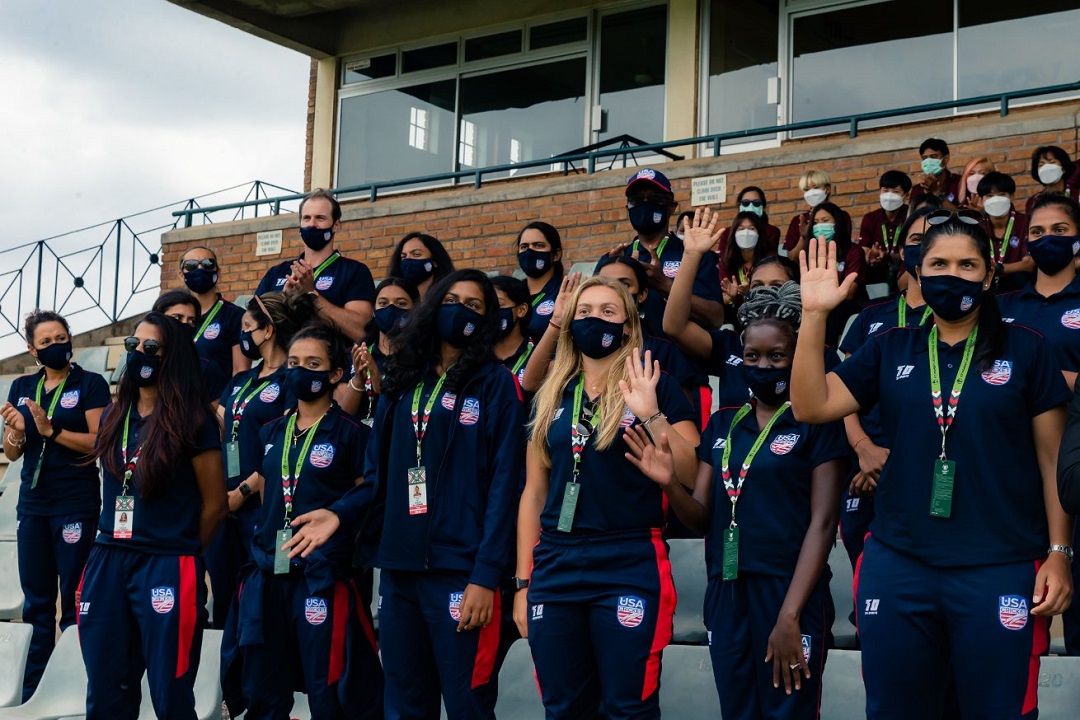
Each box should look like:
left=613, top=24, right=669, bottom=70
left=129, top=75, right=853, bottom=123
left=665, top=0, right=700, bottom=155
left=309, top=57, right=338, bottom=190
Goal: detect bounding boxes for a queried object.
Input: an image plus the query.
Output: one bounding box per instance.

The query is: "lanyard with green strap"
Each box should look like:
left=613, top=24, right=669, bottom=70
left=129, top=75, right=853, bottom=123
left=112, top=408, right=141, bottom=539
left=30, top=373, right=68, bottom=489
left=194, top=300, right=223, bottom=342
left=897, top=296, right=933, bottom=327
left=882, top=223, right=901, bottom=251
left=558, top=375, right=602, bottom=532
left=406, top=371, right=450, bottom=517
left=313, top=251, right=340, bottom=278
left=927, top=324, right=978, bottom=519
left=224, top=375, right=273, bottom=478
left=632, top=235, right=669, bottom=262
left=511, top=341, right=534, bottom=376
left=992, top=215, right=1016, bottom=263
left=274, top=410, right=323, bottom=573
left=718, top=401, right=791, bottom=579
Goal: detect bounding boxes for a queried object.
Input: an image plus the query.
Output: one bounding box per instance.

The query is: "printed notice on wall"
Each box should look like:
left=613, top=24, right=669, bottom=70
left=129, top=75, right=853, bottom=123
left=691, top=175, right=728, bottom=206
left=256, top=230, right=283, bottom=257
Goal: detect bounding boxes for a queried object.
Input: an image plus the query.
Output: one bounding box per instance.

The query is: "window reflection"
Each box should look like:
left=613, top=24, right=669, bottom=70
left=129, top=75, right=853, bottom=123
left=707, top=0, right=778, bottom=143
left=598, top=6, right=667, bottom=144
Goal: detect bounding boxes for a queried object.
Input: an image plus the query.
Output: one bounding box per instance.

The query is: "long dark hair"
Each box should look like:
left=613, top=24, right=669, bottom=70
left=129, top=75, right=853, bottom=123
left=92, top=312, right=215, bottom=500
left=361, top=278, right=420, bottom=347
left=723, top=211, right=771, bottom=277
left=384, top=269, right=499, bottom=397
left=515, top=221, right=565, bottom=277
left=289, top=321, right=350, bottom=376
left=805, top=201, right=852, bottom=257
left=247, top=291, right=317, bottom=352
left=388, top=232, right=455, bottom=283
left=920, top=220, right=1006, bottom=371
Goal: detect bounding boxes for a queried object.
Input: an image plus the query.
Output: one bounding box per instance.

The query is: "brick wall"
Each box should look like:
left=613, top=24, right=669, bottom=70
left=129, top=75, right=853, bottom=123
left=163, top=101, right=1080, bottom=301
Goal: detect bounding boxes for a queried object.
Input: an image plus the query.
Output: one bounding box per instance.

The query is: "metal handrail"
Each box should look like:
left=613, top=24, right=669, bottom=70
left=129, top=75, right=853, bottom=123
left=171, top=79, right=1080, bottom=224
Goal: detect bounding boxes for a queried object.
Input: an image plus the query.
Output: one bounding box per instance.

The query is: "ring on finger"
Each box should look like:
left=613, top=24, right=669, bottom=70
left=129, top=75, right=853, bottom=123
left=788, top=663, right=800, bottom=670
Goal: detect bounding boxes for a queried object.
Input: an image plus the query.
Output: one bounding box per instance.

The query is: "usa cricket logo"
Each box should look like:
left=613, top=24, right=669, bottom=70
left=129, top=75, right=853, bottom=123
left=1062, top=309, right=1080, bottom=330
left=309, top=443, right=335, bottom=468
left=662, top=260, right=681, bottom=278
left=464, top=323, right=475, bottom=337
left=601, top=333, right=614, bottom=348
left=770, top=434, right=800, bottom=455
left=305, top=597, right=328, bottom=625
left=311, top=380, right=323, bottom=393
left=636, top=168, right=656, bottom=181
left=774, top=381, right=788, bottom=395
left=960, top=296, right=974, bottom=313
left=801, top=634, right=811, bottom=663
left=60, top=390, right=80, bottom=409
left=260, top=383, right=280, bottom=402
left=449, top=592, right=464, bottom=621
left=140, top=365, right=153, bottom=379
left=619, top=407, right=636, bottom=428
left=441, top=393, right=457, bottom=411
left=998, top=595, right=1028, bottom=631
left=151, top=587, right=175, bottom=614
left=61, top=522, right=81, bottom=544
left=459, top=398, right=480, bottom=426
left=617, top=596, right=645, bottom=628
left=536, top=300, right=555, bottom=316
left=315, top=276, right=334, bottom=291
left=981, top=360, right=1012, bottom=386
left=535, top=257, right=546, bottom=270
left=204, top=323, right=221, bottom=340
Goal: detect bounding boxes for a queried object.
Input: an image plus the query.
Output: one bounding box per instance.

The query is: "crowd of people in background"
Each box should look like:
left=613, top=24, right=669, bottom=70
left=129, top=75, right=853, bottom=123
left=6, top=136, right=1080, bottom=719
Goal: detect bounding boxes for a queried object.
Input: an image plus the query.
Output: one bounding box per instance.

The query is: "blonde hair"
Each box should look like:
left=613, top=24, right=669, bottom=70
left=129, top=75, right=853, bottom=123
left=529, top=276, right=644, bottom=467
left=798, top=169, right=831, bottom=192
left=957, top=156, right=996, bottom=206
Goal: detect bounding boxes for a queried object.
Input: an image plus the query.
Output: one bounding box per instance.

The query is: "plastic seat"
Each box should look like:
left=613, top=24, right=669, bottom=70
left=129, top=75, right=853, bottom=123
left=234, top=294, right=253, bottom=311
left=865, top=282, right=890, bottom=301
left=0, top=626, right=86, bottom=719
left=668, top=538, right=707, bottom=644
left=818, top=649, right=864, bottom=720
left=110, top=357, right=127, bottom=385
left=0, top=460, right=22, bottom=541
left=0, top=623, right=33, bottom=708
left=658, top=644, right=722, bottom=717
left=567, top=261, right=595, bottom=279
left=1036, top=654, right=1080, bottom=719
left=371, top=567, right=381, bottom=632
left=492, top=639, right=543, bottom=720
left=0, top=543, right=23, bottom=621
left=73, top=347, right=109, bottom=376
left=829, top=537, right=858, bottom=649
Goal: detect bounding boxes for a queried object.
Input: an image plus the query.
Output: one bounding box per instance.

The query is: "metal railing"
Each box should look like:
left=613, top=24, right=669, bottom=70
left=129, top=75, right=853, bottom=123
left=172, top=79, right=1080, bottom=225
left=0, top=181, right=298, bottom=360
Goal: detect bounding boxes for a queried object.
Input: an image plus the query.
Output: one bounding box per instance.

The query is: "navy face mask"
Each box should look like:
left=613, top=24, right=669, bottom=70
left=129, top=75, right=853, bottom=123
left=238, top=330, right=264, bottom=360
left=742, top=365, right=791, bottom=406
left=518, top=249, right=553, bottom=279
left=436, top=303, right=484, bottom=348
left=374, top=306, right=409, bottom=335
left=299, top=226, right=333, bottom=252
left=36, top=341, right=72, bottom=370
left=1028, top=234, right=1080, bottom=276
left=125, top=350, right=161, bottom=388
left=497, top=307, right=518, bottom=339
left=286, top=367, right=332, bottom=402
left=902, top=243, right=922, bottom=276
left=183, top=269, right=218, bottom=294
left=400, top=258, right=435, bottom=284
left=919, top=273, right=985, bottom=321
left=570, top=317, right=625, bottom=359
left=628, top=203, right=669, bottom=235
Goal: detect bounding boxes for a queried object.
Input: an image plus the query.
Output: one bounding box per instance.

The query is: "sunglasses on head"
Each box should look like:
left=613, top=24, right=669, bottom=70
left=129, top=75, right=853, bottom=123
left=180, top=258, right=217, bottom=273
left=740, top=199, right=764, bottom=207
left=124, top=337, right=162, bottom=357
left=925, top=209, right=982, bottom=227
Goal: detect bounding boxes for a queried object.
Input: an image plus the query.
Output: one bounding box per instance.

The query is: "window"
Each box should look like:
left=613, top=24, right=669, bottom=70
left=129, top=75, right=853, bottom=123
left=402, top=42, right=458, bottom=73
left=529, top=17, right=588, bottom=49
left=408, top=107, right=428, bottom=151
left=465, top=30, right=522, bottom=61
left=597, top=5, right=667, bottom=144
left=459, top=120, right=477, bottom=167
left=705, top=0, right=779, bottom=142
left=343, top=53, right=396, bottom=84
left=510, top=138, right=522, bottom=164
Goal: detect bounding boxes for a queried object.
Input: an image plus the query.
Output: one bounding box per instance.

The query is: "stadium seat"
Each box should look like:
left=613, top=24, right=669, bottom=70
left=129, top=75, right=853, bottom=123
left=0, top=456, right=23, bottom=497
left=0, top=543, right=22, bottom=621
left=829, top=538, right=858, bottom=649
left=371, top=567, right=381, bottom=632
left=819, top=649, right=864, bottom=720
left=0, top=380, right=14, bottom=409
left=865, top=283, right=890, bottom=301
left=492, top=638, right=543, bottom=720
left=568, top=261, right=595, bottom=278
left=0, top=466, right=21, bottom=540
left=110, top=357, right=127, bottom=385
left=511, top=268, right=526, bottom=281
left=658, top=645, right=721, bottom=717
left=0, top=623, right=32, bottom=708
left=668, top=538, right=707, bottom=645
left=0, top=626, right=85, bottom=719
left=73, top=347, right=109, bottom=376
left=1036, top=655, right=1080, bottom=720
left=837, top=314, right=859, bottom=356
left=234, top=295, right=253, bottom=311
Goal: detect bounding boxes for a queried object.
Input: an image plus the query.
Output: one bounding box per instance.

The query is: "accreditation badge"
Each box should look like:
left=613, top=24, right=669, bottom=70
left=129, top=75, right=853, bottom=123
left=114, top=495, right=134, bottom=539
left=408, top=466, right=428, bottom=515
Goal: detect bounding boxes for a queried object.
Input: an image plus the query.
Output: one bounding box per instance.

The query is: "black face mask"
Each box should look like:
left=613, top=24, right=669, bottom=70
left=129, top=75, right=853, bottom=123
left=919, top=273, right=985, bottom=321
left=742, top=365, right=791, bottom=406
left=497, top=307, right=518, bottom=340
left=628, top=203, right=670, bottom=235
left=238, top=330, right=264, bottom=360
left=570, top=317, right=625, bottom=359
left=299, top=226, right=334, bottom=252
left=36, top=341, right=72, bottom=370
left=125, top=350, right=161, bottom=388
left=1028, top=234, right=1080, bottom=276
left=374, top=306, right=409, bottom=335
left=183, top=268, right=218, bottom=294
left=400, top=258, right=435, bottom=284
left=436, top=303, right=484, bottom=348
left=902, top=243, right=922, bottom=276
left=285, top=367, right=332, bottom=402
left=518, top=249, right=553, bottom=279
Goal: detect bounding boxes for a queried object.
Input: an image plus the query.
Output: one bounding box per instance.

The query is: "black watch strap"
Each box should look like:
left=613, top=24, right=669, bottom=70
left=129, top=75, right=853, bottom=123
left=512, top=576, right=530, bottom=591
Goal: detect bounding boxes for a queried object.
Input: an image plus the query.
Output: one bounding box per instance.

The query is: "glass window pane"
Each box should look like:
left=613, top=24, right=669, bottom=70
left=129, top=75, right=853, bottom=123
left=529, top=17, right=588, bottom=49
left=465, top=30, right=523, bottom=62
left=706, top=0, right=779, bottom=143
left=401, top=42, right=458, bottom=73
left=958, top=2, right=1080, bottom=100
left=791, top=0, right=952, bottom=134
left=343, top=53, right=396, bottom=83
left=458, top=57, right=587, bottom=178
left=337, top=80, right=456, bottom=188
left=598, top=6, right=667, bottom=144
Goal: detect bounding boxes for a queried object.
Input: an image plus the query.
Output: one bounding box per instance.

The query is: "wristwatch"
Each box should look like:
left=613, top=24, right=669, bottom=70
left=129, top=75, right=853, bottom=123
left=238, top=483, right=252, bottom=498
left=512, top=576, right=530, bottom=591
left=1049, top=544, right=1074, bottom=560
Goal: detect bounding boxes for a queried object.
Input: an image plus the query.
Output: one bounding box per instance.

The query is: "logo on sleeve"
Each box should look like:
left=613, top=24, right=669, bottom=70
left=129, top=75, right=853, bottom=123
left=617, top=596, right=645, bottom=628
left=712, top=437, right=727, bottom=449
left=449, top=592, right=464, bottom=621
left=61, top=522, right=82, bottom=544
left=998, top=595, right=1028, bottom=630
left=16, top=397, right=28, bottom=407
left=1062, top=309, right=1080, bottom=330
left=662, top=260, right=681, bottom=278
left=260, top=383, right=280, bottom=402
left=868, top=322, right=883, bottom=335
left=726, top=355, right=742, bottom=366
left=315, top=276, right=334, bottom=291
left=801, top=634, right=812, bottom=663
left=203, top=323, right=221, bottom=340
left=981, top=360, right=1012, bottom=386
left=770, top=434, right=800, bottom=455
left=274, top=277, right=287, bottom=287
left=552, top=408, right=564, bottom=422
left=309, top=443, right=335, bottom=468
left=151, top=587, right=175, bottom=614
left=459, top=398, right=480, bottom=426
left=305, top=597, right=328, bottom=625
left=895, top=365, right=914, bottom=381
left=845, top=497, right=861, bottom=512
left=264, top=443, right=274, bottom=456
left=1002, top=317, right=1016, bottom=323
left=536, top=299, right=555, bottom=317
left=441, top=393, right=457, bottom=411
left=59, top=390, right=80, bottom=409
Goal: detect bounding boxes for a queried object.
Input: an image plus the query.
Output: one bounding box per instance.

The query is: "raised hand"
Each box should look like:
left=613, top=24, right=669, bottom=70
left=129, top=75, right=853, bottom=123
left=551, top=271, right=583, bottom=327
left=618, top=348, right=661, bottom=421
left=623, top=425, right=676, bottom=489
left=800, top=238, right=856, bottom=314
left=0, top=403, right=24, bottom=433
left=682, top=208, right=723, bottom=255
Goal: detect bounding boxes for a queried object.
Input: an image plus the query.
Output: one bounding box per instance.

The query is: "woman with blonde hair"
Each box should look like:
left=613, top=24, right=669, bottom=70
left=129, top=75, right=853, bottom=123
left=956, top=156, right=996, bottom=209
left=514, top=275, right=700, bottom=719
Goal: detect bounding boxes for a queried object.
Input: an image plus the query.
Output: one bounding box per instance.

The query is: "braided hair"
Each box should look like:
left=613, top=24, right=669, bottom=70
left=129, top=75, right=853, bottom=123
left=737, top=281, right=802, bottom=335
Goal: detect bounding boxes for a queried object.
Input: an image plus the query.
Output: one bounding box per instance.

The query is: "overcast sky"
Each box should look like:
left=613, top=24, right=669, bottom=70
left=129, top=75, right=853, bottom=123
left=0, top=0, right=310, bottom=247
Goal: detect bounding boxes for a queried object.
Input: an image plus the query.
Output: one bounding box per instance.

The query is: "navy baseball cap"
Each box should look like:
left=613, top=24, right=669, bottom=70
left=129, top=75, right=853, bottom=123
left=625, top=168, right=673, bottom=196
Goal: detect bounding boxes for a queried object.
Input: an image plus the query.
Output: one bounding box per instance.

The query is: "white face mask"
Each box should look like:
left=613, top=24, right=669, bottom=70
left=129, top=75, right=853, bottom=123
left=803, top=188, right=828, bottom=207
left=983, top=195, right=1012, bottom=218
left=965, top=173, right=985, bottom=195
left=734, top=228, right=759, bottom=249
left=1038, top=163, right=1065, bottom=186
left=879, top=192, right=904, bottom=212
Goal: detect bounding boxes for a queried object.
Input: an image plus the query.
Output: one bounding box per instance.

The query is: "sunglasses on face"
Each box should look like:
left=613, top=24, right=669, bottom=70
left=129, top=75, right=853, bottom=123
left=626, top=193, right=671, bottom=208
left=180, top=258, right=217, bottom=273
left=740, top=199, right=764, bottom=207
left=124, top=337, right=162, bottom=357
left=925, top=209, right=982, bottom=226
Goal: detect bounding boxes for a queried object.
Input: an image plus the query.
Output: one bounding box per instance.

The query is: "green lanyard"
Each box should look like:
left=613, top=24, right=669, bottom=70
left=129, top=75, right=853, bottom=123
left=229, top=377, right=272, bottom=442
left=410, top=372, right=449, bottom=466
left=120, top=408, right=142, bottom=496
left=719, top=402, right=790, bottom=527
left=737, top=267, right=749, bottom=285
left=992, top=215, right=1015, bottom=263
left=530, top=293, right=546, bottom=308
left=927, top=324, right=978, bottom=460
left=194, top=299, right=224, bottom=341
left=570, top=375, right=601, bottom=483
left=897, top=296, right=933, bottom=327
left=313, top=251, right=340, bottom=278
left=511, top=341, right=534, bottom=376
left=882, top=223, right=901, bottom=251
left=30, top=373, right=68, bottom=489
left=632, top=235, right=669, bottom=262
left=280, top=411, right=323, bottom=527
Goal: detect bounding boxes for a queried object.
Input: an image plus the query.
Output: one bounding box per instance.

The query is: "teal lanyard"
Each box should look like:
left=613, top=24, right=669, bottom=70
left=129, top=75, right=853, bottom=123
left=927, top=325, right=978, bottom=460
left=280, top=411, right=322, bottom=526
left=719, top=402, right=790, bottom=527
